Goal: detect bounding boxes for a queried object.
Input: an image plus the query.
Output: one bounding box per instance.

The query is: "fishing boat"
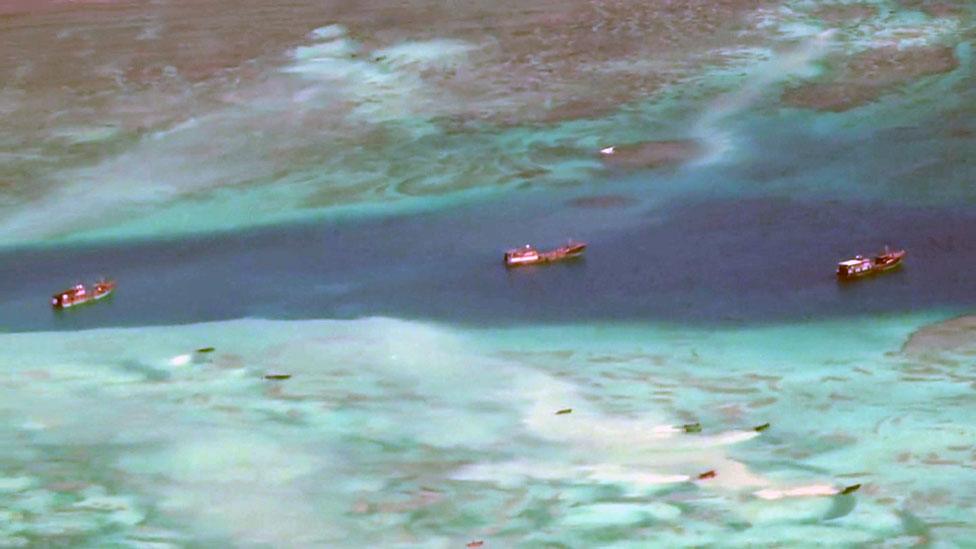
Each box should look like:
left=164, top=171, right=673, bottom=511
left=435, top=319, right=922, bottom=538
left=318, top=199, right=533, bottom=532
left=51, top=279, right=116, bottom=309
left=836, top=247, right=906, bottom=279
left=504, top=241, right=586, bottom=267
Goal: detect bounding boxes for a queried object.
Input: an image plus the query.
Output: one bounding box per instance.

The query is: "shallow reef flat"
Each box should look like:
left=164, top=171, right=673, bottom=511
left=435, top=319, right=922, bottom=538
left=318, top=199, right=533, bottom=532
left=0, top=313, right=975, bottom=545
left=902, top=314, right=976, bottom=357
left=781, top=45, right=961, bottom=112
left=0, top=0, right=973, bottom=244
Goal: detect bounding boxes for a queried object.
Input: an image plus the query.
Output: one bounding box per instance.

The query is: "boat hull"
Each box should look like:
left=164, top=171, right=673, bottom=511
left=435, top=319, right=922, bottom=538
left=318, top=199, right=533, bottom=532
left=504, top=243, right=586, bottom=268
left=53, top=290, right=114, bottom=308
left=51, top=284, right=115, bottom=309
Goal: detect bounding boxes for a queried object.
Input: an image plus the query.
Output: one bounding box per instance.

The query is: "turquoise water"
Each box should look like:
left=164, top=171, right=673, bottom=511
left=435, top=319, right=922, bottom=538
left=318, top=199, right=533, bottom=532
left=2, top=0, right=976, bottom=546
left=2, top=314, right=974, bottom=546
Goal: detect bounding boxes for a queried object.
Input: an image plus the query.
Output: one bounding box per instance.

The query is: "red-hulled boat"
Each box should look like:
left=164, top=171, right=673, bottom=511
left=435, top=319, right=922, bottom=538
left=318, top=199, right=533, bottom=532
left=836, top=247, right=906, bottom=279
left=51, top=279, right=116, bottom=309
left=504, top=241, right=586, bottom=267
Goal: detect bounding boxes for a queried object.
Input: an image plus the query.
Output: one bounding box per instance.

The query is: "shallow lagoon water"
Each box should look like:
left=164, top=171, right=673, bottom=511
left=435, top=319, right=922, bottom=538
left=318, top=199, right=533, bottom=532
left=2, top=0, right=976, bottom=546
left=2, top=314, right=975, bottom=546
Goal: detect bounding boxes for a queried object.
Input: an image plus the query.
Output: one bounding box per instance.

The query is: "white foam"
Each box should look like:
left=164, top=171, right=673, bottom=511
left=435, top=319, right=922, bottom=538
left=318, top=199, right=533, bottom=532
left=754, top=484, right=839, bottom=500
left=136, top=22, right=162, bottom=41
left=50, top=125, right=120, bottom=144
left=168, top=354, right=191, bottom=367
left=309, top=24, right=347, bottom=41
left=373, top=39, right=477, bottom=69
left=292, top=39, right=359, bottom=62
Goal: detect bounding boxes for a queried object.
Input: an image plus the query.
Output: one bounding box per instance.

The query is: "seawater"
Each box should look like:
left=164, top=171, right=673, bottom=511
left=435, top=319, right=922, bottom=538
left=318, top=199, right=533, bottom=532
left=3, top=190, right=976, bottom=332
left=1, top=0, right=976, bottom=546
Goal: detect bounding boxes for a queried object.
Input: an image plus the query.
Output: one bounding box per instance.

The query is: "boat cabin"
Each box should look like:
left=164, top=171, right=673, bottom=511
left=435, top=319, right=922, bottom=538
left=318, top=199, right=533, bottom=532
left=504, top=245, right=540, bottom=266
left=51, top=284, right=86, bottom=308
left=836, top=256, right=872, bottom=277
left=51, top=279, right=116, bottom=308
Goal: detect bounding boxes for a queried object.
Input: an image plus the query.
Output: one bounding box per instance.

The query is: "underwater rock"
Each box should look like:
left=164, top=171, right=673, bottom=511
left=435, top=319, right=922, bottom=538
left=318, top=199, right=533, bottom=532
left=781, top=46, right=959, bottom=112
left=598, top=139, right=703, bottom=170
left=812, top=3, right=878, bottom=24
left=897, top=0, right=966, bottom=17
left=566, top=194, right=639, bottom=209
left=192, top=347, right=216, bottom=364
left=902, top=315, right=976, bottom=356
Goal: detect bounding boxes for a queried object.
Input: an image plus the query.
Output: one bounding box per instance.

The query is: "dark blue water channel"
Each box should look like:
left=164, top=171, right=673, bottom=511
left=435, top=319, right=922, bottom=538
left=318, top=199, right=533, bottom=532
left=3, top=96, right=976, bottom=332
left=1, top=188, right=975, bottom=332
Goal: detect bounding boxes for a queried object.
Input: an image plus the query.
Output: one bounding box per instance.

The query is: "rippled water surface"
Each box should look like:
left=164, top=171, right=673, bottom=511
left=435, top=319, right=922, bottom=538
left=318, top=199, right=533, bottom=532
left=2, top=0, right=976, bottom=546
